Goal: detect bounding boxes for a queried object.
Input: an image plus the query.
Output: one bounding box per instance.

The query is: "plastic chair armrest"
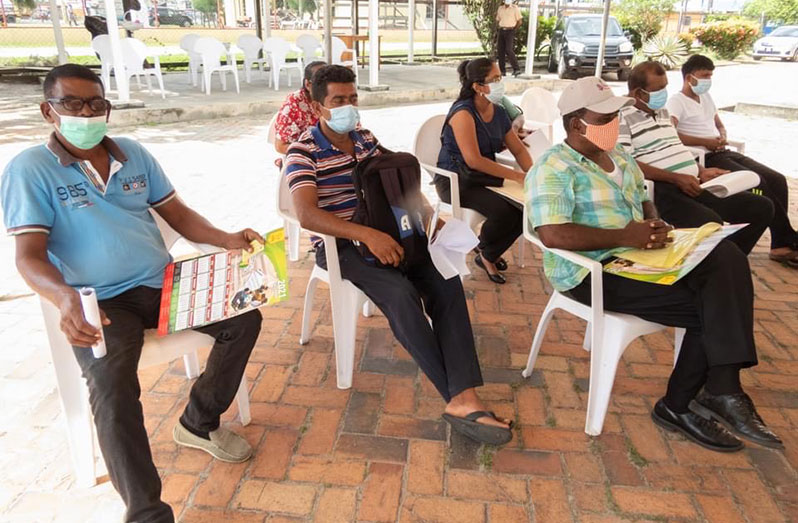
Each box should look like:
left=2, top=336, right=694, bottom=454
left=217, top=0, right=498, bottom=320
left=685, top=146, right=706, bottom=167
left=419, top=163, right=463, bottom=219
left=727, top=139, right=745, bottom=154
left=186, top=241, right=222, bottom=255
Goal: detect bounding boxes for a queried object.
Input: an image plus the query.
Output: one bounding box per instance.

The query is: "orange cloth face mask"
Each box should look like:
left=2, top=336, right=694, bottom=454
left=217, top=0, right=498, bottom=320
left=580, top=116, right=620, bottom=151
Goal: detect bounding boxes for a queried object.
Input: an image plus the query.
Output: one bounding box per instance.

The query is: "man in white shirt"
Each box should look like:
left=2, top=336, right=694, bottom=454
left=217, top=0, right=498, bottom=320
left=668, top=54, right=798, bottom=267
left=495, top=0, right=522, bottom=77
left=619, top=61, right=773, bottom=255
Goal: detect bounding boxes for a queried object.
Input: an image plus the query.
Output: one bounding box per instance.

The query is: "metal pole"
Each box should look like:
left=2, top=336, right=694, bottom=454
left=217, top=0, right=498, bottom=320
left=254, top=0, right=262, bottom=39
left=49, top=0, right=68, bottom=64
left=103, top=0, right=130, bottom=101
left=524, top=0, right=538, bottom=75
left=368, top=0, right=378, bottom=86
left=324, top=0, right=332, bottom=63
left=265, top=0, right=271, bottom=37
left=431, top=0, right=438, bottom=58
left=595, top=0, right=610, bottom=78
left=407, top=0, right=414, bottom=63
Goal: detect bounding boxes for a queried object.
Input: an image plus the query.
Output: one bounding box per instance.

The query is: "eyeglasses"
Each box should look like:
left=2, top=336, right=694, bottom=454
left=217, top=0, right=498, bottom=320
left=479, top=77, right=503, bottom=85
left=48, top=97, right=111, bottom=113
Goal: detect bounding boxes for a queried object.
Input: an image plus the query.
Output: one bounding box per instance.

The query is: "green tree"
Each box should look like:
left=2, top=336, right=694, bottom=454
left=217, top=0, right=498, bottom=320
left=743, top=0, right=798, bottom=24
left=193, top=0, right=218, bottom=15
left=463, top=0, right=503, bottom=56
left=615, top=0, right=675, bottom=49
left=514, top=12, right=556, bottom=56
left=13, top=0, right=36, bottom=10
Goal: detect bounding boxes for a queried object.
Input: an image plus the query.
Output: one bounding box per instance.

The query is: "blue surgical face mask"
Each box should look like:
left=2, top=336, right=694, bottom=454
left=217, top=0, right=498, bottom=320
left=325, top=104, right=360, bottom=134
left=690, top=76, right=712, bottom=95
left=485, top=80, right=506, bottom=104
left=642, top=87, right=668, bottom=110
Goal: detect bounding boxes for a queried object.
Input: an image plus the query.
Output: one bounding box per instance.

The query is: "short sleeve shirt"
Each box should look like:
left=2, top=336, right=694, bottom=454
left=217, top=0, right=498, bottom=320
left=274, top=88, right=319, bottom=146
left=666, top=92, right=719, bottom=151
left=496, top=5, right=522, bottom=28
left=525, top=143, right=649, bottom=292
left=618, top=106, right=699, bottom=177
left=1, top=134, right=175, bottom=300
left=284, top=125, right=380, bottom=246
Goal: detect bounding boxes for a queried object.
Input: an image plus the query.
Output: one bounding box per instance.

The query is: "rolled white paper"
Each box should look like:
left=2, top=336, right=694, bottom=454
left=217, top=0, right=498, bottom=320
left=79, top=287, right=107, bottom=358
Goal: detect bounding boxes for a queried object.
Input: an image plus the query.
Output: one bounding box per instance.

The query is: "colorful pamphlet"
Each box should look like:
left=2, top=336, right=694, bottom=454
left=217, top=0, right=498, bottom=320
left=603, top=223, right=746, bottom=285
left=157, top=228, right=289, bottom=335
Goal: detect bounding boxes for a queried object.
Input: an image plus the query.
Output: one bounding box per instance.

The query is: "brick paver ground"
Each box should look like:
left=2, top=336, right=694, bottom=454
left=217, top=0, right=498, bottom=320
left=1, top=94, right=797, bottom=522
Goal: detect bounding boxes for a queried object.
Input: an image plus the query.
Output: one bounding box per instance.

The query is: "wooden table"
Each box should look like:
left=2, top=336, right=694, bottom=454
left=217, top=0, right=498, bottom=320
left=333, top=34, right=383, bottom=70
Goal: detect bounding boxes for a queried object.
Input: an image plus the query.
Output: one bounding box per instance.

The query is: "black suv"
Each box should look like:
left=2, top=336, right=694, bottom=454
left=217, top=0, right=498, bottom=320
left=548, top=14, right=634, bottom=80
left=150, top=7, right=193, bottom=27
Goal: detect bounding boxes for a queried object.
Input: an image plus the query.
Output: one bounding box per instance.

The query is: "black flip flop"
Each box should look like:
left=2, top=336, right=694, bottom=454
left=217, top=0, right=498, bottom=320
left=475, top=254, right=506, bottom=284
left=442, top=410, right=514, bottom=446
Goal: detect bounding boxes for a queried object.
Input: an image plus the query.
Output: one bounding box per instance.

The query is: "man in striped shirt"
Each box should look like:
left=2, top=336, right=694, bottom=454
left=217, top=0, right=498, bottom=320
left=618, top=61, right=773, bottom=255
left=284, top=65, right=513, bottom=446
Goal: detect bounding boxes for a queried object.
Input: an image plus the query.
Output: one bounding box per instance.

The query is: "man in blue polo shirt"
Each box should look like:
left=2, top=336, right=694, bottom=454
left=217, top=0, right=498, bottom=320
left=1, top=64, right=263, bottom=523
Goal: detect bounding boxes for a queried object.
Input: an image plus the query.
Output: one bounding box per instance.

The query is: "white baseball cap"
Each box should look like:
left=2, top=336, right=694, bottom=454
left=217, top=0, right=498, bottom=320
left=557, top=77, right=634, bottom=116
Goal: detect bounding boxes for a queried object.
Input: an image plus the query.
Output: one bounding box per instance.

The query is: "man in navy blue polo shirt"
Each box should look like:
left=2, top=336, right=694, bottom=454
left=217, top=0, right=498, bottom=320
left=1, top=64, right=263, bottom=523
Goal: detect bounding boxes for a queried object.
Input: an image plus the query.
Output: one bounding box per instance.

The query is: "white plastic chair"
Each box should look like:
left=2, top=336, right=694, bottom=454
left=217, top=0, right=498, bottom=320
left=412, top=114, right=486, bottom=232
left=120, top=38, right=166, bottom=99
left=194, top=37, right=240, bottom=95
left=519, top=87, right=559, bottom=143
left=263, top=37, right=303, bottom=91
left=276, top=175, right=373, bottom=389
left=520, top=204, right=685, bottom=436
left=268, top=113, right=301, bottom=262
left=179, top=33, right=202, bottom=87
left=295, top=33, right=323, bottom=63
left=91, top=35, right=114, bottom=91
left=330, top=36, right=359, bottom=86
left=237, top=34, right=268, bottom=84
left=686, top=139, right=745, bottom=168
left=40, top=211, right=251, bottom=488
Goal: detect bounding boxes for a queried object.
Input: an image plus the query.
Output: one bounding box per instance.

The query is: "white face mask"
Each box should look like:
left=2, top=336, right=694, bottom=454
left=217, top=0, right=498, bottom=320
left=484, top=81, right=506, bottom=104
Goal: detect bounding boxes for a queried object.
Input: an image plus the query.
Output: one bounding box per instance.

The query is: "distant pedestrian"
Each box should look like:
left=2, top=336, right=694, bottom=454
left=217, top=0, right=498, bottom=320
left=495, top=0, right=522, bottom=77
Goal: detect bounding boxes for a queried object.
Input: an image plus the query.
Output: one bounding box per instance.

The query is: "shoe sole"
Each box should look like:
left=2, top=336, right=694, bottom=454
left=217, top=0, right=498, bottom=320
left=650, top=410, right=743, bottom=453
left=689, top=401, right=785, bottom=450
left=173, top=426, right=252, bottom=463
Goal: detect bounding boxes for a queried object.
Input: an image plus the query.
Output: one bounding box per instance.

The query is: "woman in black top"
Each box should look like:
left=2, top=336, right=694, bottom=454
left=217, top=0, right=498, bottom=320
left=436, top=58, right=532, bottom=284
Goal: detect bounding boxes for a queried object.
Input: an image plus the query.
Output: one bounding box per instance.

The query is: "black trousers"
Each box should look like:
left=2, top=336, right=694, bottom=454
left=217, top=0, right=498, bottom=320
left=496, top=27, right=520, bottom=75
left=71, top=286, right=262, bottom=523
left=435, top=179, right=523, bottom=263
left=317, top=243, right=483, bottom=402
left=568, top=240, right=757, bottom=411
left=705, top=150, right=797, bottom=249
left=653, top=181, right=774, bottom=255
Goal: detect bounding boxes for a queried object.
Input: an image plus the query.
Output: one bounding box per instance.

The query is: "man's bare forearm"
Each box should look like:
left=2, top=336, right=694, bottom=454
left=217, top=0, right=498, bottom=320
left=16, top=253, right=75, bottom=308
left=296, top=204, right=375, bottom=244
left=536, top=223, right=630, bottom=251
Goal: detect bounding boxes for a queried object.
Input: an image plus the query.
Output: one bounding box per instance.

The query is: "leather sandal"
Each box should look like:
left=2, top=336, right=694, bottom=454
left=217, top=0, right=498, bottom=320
left=475, top=254, right=506, bottom=284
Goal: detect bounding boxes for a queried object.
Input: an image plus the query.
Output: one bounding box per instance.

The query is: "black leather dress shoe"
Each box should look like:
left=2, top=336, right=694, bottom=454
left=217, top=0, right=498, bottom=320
left=474, top=254, right=506, bottom=284
left=495, top=257, right=508, bottom=271
left=651, top=398, right=743, bottom=452
left=691, top=390, right=784, bottom=449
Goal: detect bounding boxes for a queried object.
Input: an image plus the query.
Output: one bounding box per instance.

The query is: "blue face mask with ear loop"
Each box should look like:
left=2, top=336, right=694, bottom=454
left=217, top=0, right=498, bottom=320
left=690, top=76, right=712, bottom=95
left=642, top=87, right=668, bottom=110
left=325, top=104, right=360, bottom=134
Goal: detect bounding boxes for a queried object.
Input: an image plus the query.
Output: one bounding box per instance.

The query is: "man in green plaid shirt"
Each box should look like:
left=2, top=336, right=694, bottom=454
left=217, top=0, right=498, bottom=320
left=525, top=77, right=781, bottom=453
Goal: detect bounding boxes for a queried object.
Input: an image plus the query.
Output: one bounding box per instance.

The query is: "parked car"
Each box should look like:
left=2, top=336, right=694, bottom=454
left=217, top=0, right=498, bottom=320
left=149, top=7, right=192, bottom=27
left=752, top=25, right=798, bottom=62
left=548, top=14, right=634, bottom=80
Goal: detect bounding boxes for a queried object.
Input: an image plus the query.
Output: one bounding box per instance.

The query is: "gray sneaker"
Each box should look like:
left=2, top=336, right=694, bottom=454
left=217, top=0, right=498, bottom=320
left=173, top=422, right=253, bottom=463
